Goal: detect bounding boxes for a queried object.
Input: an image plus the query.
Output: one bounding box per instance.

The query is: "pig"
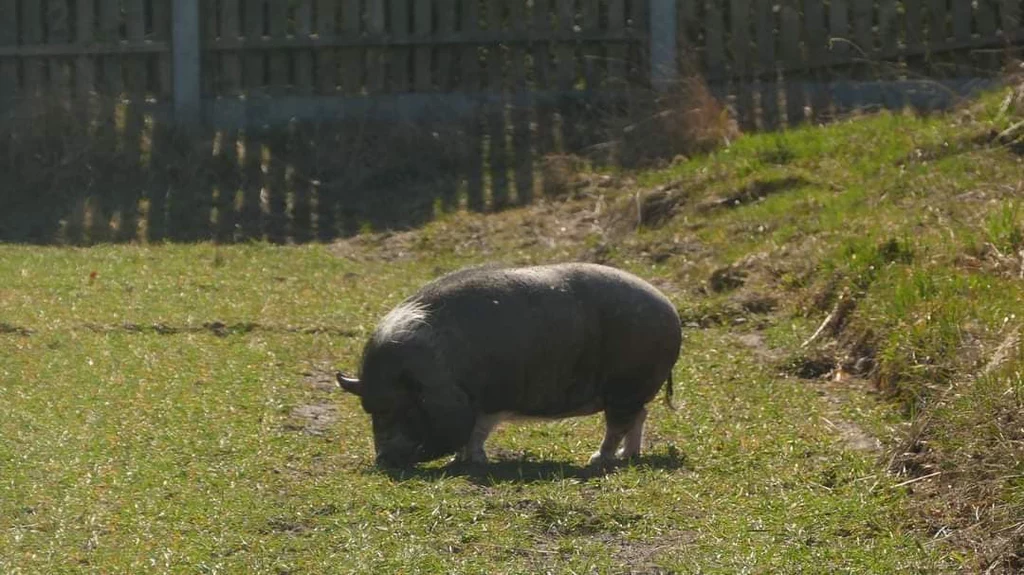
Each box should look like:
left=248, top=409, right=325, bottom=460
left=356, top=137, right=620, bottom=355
left=336, top=262, right=682, bottom=468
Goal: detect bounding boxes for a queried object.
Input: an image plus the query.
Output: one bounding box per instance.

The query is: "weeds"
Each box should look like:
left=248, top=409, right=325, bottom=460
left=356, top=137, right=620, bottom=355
left=985, top=201, right=1024, bottom=255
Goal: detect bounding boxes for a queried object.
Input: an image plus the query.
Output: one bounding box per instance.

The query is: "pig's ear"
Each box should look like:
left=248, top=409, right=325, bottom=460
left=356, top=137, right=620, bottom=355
left=336, top=372, right=364, bottom=396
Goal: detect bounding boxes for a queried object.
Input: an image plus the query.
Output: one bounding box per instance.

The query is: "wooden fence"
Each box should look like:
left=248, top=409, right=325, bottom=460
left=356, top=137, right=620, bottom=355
left=0, top=1, right=1022, bottom=245
left=1, top=1, right=1020, bottom=127
left=0, top=0, right=654, bottom=126
left=675, top=0, right=1024, bottom=130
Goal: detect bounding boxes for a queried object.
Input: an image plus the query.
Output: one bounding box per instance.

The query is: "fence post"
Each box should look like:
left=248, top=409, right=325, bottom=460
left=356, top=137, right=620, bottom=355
left=172, top=0, right=202, bottom=125
left=649, top=0, right=678, bottom=91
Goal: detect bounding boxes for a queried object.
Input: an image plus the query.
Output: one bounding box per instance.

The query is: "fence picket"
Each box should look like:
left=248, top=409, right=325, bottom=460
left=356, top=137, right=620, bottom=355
left=903, top=0, right=926, bottom=83
left=606, top=0, right=626, bottom=88
left=829, top=0, right=849, bottom=113
left=508, top=0, right=528, bottom=94
left=975, top=0, right=999, bottom=71
left=266, top=2, right=290, bottom=241
left=73, top=0, right=95, bottom=102
left=21, top=0, right=43, bottom=97
left=676, top=0, right=696, bottom=77
left=461, top=0, right=481, bottom=92
left=781, top=0, right=805, bottom=126
left=435, top=0, right=455, bottom=91
left=952, top=0, right=972, bottom=73
left=976, top=1, right=997, bottom=39
left=265, top=134, right=288, bottom=243
left=878, top=0, right=899, bottom=56
left=677, top=0, right=697, bottom=55
left=532, top=0, right=552, bottom=92
left=878, top=0, right=905, bottom=109
left=704, top=0, right=726, bottom=89
left=239, top=131, right=264, bottom=240
left=267, top=1, right=289, bottom=93
left=125, top=0, right=147, bottom=99
left=0, top=0, right=15, bottom=106
left=755, top=0, right=778, bottom=129
left=462, top=0, right=484, bottom=211
left=293, top=0, right=315, bottom=94
left=317, top=0, right=338, bottom=94
left=89, top=0, right=122, bottom=241
left=219, top=0, right=242, bottom=96
left=120, top=0, right=147, bottom=242
left=414, top=0, right=432, bottom=92
left=152, top=0, right=172, bottom=99
left=905, top=0, right=923, bottom=52
left=533, top=0, right=555, bottom=155
left=629, top=0, right=647, bottom=86
left=390, top=0, right=411, bottom=93
left=486, top=0, right=504, bottom=93
left=850, top=0, right=872, bottom=110
left=485, top=0, right=509, bottom=208
left=244, top=0, right=266, bottom=92
left=214, top=130, right=241, bottom=242
left=201, top=0, right=217, bottom=98
left=803, top=0, right=830, bottom=120
left=851, top=0, right=872, bottom=56
left=46, top=0, right=71, bottom=99
left=509, top=0, right=533, bottom=204
left=290, top=127, right=313, bottom=243
left=1003, top=0, right=1021, bottom=39
left=366, top=0, right=386, bottom=93
left=928, top=0, right=947, bottom=74
left=582, top=0, right=601, bottom=90
left=555, top=0, right=576, bottom=92
left=730, top=0, right=754, bottom=129
left=340, top=0, right=360, bottom=95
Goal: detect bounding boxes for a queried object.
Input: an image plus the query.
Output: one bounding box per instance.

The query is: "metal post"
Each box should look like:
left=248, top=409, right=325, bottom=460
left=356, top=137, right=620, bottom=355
left=649, top=0, right=678, bottom=92
left=171, top=0, right=202, bottom=125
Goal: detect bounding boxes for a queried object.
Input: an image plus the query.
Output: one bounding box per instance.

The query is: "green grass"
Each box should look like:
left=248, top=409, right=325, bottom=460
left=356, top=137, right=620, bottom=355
left=0, top=246, right=943, bottom=573
left=3, top=84, right=1024, bottom=573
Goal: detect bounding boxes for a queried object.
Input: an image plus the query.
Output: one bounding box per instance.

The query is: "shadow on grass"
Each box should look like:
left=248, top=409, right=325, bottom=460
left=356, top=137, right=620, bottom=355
left=1, top=96, right=642, bottom=245
left=369, top=446, right=690, bottom=485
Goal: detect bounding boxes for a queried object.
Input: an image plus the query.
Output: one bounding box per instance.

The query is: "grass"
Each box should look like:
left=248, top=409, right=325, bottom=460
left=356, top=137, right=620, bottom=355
left=0, top=246, right=939, bottom=573
left=2, top=82, right=1023, bottom=573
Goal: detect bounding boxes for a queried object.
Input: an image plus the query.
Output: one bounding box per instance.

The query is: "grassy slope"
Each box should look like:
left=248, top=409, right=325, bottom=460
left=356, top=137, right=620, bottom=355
left=1, top=86, right=1022, bottom=573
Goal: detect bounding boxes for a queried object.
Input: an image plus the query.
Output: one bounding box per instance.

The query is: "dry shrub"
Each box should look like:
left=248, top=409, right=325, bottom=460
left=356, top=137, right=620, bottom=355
left=539, top=154, right=589, bottom=198
left=889, top=356, right=1024, bottom=573
left=603, top=72, right=740, bottom=169
left=993, top=64, right=1024, bottom=153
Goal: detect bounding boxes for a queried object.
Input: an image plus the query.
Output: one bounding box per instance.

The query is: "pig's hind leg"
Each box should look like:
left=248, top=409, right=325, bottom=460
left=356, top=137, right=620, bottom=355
left=618, top=407, right=648, bottom=459
left=589, top=407, right=645, bottom=467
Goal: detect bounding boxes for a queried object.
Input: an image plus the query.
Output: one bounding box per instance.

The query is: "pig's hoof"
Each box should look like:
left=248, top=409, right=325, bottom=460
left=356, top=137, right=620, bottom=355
left=453, top=450, right=488, bottom=465
left=616, top=447, right=641, bottom=461
left=588, top=451, right=618, bottom=468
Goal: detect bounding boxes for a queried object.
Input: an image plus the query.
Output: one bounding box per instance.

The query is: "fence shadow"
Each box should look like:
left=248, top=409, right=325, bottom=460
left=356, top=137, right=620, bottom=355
left=0, top=66, right=1012, bottom=246
left=0, top=93, right=666, bottom=245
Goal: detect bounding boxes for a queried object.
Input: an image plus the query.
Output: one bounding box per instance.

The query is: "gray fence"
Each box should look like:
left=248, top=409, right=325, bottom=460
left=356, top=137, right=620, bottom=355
left=1, top=1, right=1020, bottom=128
left=1, top=1, right=1021, bottom=246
